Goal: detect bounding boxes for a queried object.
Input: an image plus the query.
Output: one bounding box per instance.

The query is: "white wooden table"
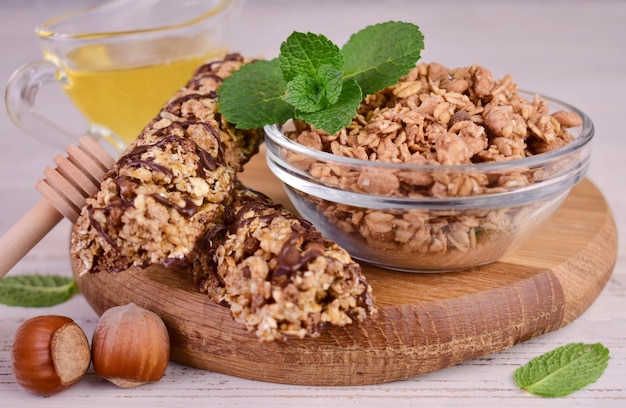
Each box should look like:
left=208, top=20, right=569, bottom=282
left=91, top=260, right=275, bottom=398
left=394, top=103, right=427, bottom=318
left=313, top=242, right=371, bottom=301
left=1, top=1, right=624, bottom=406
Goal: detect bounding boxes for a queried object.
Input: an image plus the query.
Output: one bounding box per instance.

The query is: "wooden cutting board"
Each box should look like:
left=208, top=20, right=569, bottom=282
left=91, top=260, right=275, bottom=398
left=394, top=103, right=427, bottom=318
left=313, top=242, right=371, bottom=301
left=73, top=148, right=618, bottom=386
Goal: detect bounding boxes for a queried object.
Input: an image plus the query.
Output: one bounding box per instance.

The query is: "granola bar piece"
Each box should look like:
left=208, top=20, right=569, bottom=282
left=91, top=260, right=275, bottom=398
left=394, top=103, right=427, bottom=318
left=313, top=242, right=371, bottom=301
left=189, top=186, right=375, bottom=341
left=71, top=54, right=264, bottom=276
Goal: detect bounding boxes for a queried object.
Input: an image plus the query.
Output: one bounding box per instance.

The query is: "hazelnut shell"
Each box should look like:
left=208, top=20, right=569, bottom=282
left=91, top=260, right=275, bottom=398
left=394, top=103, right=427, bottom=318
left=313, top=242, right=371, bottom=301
left=92, top=302, right=170, bottom=388
left=11, top=315, right=91, bottom=396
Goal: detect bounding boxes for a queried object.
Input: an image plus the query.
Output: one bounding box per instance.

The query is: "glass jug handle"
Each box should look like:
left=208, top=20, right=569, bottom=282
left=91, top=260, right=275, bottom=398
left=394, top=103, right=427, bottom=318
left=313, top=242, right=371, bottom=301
left=5, top=61, right=80, bottom=149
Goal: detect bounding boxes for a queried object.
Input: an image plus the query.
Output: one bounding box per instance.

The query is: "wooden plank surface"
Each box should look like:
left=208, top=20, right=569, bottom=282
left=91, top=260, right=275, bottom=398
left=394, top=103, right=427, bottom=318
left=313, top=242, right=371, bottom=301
left=72, top=149, right=617, bottom=386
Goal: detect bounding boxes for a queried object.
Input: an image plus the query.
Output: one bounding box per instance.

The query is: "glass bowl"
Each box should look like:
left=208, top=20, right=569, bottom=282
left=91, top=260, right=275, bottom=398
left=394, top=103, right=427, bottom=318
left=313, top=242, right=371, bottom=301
left=263, top=91, right=594, bottom=272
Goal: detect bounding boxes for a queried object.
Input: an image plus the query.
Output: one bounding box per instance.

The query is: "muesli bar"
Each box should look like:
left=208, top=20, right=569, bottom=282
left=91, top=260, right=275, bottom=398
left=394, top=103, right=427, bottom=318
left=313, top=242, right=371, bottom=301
left=189, top=185, right=375, bottom=341
left=71, top=54, right=264, bottom=276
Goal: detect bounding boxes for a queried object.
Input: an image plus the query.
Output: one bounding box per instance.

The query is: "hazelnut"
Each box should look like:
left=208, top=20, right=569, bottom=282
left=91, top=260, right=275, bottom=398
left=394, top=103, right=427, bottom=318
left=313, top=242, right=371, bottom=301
left=11, top=315, right=91, bottom=396
left=91, top=302, right=170, bottom=388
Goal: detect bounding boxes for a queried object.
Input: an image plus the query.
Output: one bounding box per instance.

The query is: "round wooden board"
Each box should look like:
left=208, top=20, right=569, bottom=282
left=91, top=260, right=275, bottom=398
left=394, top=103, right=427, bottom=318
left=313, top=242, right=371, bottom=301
left=73, top=149, right=618, bottom=386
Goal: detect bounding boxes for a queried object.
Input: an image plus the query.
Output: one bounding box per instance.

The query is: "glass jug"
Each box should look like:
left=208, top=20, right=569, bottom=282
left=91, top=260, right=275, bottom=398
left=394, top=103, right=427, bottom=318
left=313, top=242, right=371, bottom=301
left=5, top=0, right=242, bottom=151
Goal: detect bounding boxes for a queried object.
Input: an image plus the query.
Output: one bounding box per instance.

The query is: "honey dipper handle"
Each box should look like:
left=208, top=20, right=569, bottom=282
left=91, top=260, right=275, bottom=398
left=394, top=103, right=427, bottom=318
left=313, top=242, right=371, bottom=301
left=0, top=199, right=63, bottom=279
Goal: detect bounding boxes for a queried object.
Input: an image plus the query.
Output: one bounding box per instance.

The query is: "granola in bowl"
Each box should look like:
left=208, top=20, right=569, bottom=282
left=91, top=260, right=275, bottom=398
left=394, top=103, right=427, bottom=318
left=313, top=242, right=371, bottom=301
left=264, top=62, right=594, bottom=271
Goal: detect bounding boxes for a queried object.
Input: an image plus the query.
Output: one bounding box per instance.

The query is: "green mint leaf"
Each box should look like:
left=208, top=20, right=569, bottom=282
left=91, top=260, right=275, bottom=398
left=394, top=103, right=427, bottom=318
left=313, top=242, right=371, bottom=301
left=284, top=74, right=325, bottom=113
left=514, top=343, right=610, bottom=397
left=342, top=21, right=424, bottom=95
left=283, top=65, right=343, bottom=113
left=280, top=32, right=345, bottom=115
left=0, top=274, right=78, bottom=307
left=279, top=31, right=343, bottom=82
left=217, top=59, right=293, bottom=129
left=318, top=64, right=343, bottom=105
left=296, top=78, right=362, bottom=135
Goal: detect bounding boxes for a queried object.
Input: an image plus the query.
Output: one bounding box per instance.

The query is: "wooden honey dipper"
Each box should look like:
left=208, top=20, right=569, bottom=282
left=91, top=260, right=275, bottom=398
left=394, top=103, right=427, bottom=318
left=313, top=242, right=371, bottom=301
left=0, top=136, right=116, bottom=279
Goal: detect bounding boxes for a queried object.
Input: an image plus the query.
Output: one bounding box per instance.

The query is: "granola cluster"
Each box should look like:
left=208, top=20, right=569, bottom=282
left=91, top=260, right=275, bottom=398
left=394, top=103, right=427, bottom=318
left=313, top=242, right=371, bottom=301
left=284, top=63, right=583, bottom=269
left=71, top=54, right=375, bottom=340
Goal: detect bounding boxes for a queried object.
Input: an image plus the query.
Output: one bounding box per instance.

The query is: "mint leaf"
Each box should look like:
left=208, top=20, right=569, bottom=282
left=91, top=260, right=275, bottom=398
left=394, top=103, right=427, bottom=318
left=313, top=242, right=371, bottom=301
left=0, top=274, right=78, bottom=307
left=514, top=343, right=610, bottom=397
left=217, top=21, right=424, bottom=134
left=279, top=31, right=343, bottom=82
left=284, top=65, right=343, bottom=113
left=284, top=74, right=325, bottom=112
left=280, top=32, right=344, bottom=113
left=342, top=21, right=424, bottom=95
left=317, top=64, right=343, bottom=105
left=217, top=59, right=293, bottom=129
left=296, top=78, right=362, bottom=134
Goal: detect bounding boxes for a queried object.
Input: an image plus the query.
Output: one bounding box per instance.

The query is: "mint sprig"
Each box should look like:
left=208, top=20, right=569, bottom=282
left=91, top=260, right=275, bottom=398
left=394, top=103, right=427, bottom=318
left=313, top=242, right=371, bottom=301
left=514, top=343, right=610, bottom=397
left=0, top=274, right=78, bottom=307
left=218, top=21, right=424, bottom=134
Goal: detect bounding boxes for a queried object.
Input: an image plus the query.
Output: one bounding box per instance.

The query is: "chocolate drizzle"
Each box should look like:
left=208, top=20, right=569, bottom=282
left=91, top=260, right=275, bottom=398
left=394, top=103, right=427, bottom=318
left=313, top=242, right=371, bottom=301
left=123, top=159, right=174, bottom=179
left=149, top=194, right=198, bottom=217
left=163, top=93, right=204, bottom=116
left=219, top=195, right=336, bottom=287
left=87, top=133, right=215, bottom=247
left=193, top=222, right=229, bottom=285
left=273, top=233, right=323, bottom=284
left=187, top=75, right=222, bottom=93
left=86, top=199, right=133, bottom=250
left=87, top=192, right=198, bottom=250
left=117, top=136, right=179, bottom=180
left=192, top=53, right=244, bottom=77
left=118, top=132, right=224, bottom=179
left=229, top=199, right=288, bottom=234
